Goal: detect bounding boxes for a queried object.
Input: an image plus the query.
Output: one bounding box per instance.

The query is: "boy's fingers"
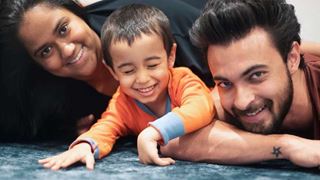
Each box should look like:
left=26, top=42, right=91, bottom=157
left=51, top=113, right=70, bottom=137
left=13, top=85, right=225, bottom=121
left=153, top=157, right=175, bottom=166
left=60, top=156, right=81, bottom=168
left=42, top=159, right=57, bottom=169
left=162, top=157, right=175, bottom=164
left=51, top=161, right=63, bottom=171
left=85, top=154, right=95, bottom=170
left=38, top=157, right=52, bottom=164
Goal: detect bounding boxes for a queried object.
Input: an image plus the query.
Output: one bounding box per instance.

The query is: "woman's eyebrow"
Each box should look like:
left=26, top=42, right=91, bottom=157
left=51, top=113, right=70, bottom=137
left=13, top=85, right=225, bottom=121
left=33, top=17, right=67, bottom=56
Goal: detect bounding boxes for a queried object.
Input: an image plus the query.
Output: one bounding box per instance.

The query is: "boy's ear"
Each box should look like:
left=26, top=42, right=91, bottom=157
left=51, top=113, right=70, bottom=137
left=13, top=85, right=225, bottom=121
left=286, top=41, right=301, bottom=75
left=106, top=65, right=119, bottom=81
left=168, top=43, right=177, bottom=68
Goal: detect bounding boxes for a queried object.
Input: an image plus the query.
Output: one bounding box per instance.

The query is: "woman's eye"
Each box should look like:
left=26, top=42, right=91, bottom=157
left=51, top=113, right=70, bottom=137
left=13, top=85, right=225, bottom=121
left=59, top=24, right=68, bottom=35
left=40, top=46, right=52, bottom=58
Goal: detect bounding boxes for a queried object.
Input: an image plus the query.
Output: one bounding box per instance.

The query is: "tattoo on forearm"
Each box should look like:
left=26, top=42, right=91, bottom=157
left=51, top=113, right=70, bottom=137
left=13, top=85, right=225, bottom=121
left=271, top=146, right=281, bottom=158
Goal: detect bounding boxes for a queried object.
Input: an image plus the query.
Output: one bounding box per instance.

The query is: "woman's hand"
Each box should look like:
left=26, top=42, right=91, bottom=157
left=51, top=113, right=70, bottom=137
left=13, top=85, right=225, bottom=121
left=76, top=114, right=95, bottom=135
left=38, top=142, right=95, bottom=170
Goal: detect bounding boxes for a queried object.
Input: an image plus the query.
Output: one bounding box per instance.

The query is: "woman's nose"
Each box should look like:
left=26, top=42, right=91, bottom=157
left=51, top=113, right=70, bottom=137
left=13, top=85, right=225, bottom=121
left=59, top=42, right=75, bottom=60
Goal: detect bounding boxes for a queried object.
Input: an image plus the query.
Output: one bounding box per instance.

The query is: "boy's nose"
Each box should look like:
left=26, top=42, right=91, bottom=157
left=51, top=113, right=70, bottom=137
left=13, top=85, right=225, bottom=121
left=136, top=69, right=150, bottom=84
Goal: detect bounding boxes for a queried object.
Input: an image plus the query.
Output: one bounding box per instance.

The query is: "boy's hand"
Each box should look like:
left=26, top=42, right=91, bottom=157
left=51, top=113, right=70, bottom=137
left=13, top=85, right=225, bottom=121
left=38, top=142, right=95, bottom=170
left=137, top=127, right=175, bottom=166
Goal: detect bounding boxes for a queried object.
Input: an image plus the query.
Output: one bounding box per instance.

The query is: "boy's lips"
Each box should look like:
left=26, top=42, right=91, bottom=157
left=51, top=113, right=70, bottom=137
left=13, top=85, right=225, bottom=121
left=136, top=84, right=156, bottom=97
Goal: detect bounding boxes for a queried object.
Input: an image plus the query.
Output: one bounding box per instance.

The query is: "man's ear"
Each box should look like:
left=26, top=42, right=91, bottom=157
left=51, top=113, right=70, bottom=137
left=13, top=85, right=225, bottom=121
left=168, top=43, right=177, bottom=68
left=106, top=65, right=119, bottom=81
left=287, top=41, right=301, bottom=74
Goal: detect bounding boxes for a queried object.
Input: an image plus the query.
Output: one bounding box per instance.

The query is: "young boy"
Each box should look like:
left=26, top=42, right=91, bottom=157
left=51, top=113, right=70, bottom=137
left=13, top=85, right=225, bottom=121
left=39, top=4, right=214, bottom=170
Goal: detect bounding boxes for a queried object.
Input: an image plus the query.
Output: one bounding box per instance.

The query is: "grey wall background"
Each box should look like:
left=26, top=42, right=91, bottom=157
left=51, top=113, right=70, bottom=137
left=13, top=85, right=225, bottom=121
left=287, top=0, right=320, bottom=42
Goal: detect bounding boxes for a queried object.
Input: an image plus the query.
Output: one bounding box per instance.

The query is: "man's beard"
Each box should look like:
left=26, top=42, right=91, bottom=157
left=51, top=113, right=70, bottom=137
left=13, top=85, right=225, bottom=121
left=226, top=68, right=294, bottom=134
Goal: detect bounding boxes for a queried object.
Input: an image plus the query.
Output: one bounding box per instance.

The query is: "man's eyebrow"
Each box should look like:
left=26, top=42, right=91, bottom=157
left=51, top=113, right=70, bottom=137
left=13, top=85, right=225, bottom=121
left=212, top=75, right=229, bottom=81
left=212, top=64, right=267, bottom=81
left=241, top=64, right=267, bottom=77
left=33, top=17, right=66, bottom=56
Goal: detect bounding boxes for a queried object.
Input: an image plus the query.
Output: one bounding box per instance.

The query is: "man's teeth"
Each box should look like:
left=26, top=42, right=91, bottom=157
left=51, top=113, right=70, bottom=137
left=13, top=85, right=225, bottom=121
left=246, top=106, right=265, bottom=116
left=68, top=48, right=83, bottom=64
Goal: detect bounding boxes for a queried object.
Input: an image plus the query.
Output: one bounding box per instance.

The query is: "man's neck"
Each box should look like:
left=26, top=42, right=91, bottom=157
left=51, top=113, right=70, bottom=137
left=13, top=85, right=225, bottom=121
left=281, top=69, right=314, bottom=135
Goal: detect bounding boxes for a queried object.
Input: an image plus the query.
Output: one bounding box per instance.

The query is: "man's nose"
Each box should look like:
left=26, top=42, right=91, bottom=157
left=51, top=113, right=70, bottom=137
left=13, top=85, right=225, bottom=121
left=233, top=86, right=255, bottom=111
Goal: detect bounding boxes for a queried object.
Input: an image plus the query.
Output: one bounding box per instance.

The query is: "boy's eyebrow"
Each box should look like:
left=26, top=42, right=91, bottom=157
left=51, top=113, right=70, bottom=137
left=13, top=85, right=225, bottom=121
left=33, top=17, right=66, bottom=56
left=145, top=56, right=161, bottom=61
left=117, top=63, right=133, bottom=69
left=116, top=56, right=161, bottom=69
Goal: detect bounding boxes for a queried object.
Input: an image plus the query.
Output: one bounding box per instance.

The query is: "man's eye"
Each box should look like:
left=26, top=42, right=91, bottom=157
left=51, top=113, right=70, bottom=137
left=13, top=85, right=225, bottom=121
left=217, top=81, right=233, bottom=89
left=250, top=71, right=266, bottom=80
left=40, top=46, right=52, bottom=58
left=59, top=24, right=68, bottom=35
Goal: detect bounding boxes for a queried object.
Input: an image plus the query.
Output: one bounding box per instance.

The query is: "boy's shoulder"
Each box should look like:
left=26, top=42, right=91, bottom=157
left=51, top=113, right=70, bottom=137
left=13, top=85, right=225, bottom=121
left=171, top=66, right=193, bottom=75
left=169, top=67, right=206, bottom=90
left=171, top=67, right=199, bottom=80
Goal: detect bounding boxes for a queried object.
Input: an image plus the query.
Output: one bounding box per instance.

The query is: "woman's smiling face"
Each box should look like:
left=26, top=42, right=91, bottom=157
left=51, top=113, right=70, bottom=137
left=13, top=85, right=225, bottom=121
left=18, top=4, right=102, bottom=80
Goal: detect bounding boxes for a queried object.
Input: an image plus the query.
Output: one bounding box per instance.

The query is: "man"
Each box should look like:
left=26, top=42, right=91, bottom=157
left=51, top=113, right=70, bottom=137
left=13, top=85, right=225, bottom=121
left=161, top=0, right=320, bottom=168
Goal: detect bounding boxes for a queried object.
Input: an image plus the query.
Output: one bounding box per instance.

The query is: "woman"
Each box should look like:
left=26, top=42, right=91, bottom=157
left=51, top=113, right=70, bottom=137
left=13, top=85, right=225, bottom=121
left=0, top=0, right=209, bottom=141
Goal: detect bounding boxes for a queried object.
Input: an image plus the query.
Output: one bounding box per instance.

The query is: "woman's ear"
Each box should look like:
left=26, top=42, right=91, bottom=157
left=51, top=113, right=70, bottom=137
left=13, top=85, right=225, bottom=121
left=287, top=41, right=301, bottom=74
left=168, top=43, right=177, bottom=68
left=106, top=65, right=119, bottom=81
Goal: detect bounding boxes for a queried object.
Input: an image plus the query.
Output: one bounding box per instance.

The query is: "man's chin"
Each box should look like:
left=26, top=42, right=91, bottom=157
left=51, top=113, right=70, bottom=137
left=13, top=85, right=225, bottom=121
left=243, top=124, right=274, bottom=134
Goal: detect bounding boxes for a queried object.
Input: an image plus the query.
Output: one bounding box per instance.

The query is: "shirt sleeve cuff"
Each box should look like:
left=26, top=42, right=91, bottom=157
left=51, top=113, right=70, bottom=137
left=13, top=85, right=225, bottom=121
left=69, top=138, right=100, bottom=159
left=149, top=112, right=185, bottom=145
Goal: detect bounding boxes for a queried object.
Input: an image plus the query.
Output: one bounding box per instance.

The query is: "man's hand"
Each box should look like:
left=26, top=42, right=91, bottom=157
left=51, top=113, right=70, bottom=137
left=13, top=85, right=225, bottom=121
left=137, top=127, right=175, bottom=166
left=38, top=142, right=95, bottom=170
left=282, top=135, right=320, bottom=168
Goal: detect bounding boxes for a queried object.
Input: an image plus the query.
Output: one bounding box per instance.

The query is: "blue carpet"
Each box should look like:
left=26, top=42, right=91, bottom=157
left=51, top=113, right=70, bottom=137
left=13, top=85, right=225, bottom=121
left=0, top=139, right=319, bottom=180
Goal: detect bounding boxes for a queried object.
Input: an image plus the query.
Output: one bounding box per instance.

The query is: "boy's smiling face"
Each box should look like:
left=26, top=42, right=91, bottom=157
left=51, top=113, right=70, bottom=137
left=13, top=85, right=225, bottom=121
left=108, top=33, right=176, bottom=108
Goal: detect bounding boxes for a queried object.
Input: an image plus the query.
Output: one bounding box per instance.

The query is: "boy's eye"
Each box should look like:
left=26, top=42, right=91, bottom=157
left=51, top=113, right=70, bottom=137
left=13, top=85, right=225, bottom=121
left=217, top=81, right=233, bottom=90
left=122, top=68, right=135, bottom=74
left=147, top=63, right=159, bottom=69
left=40, top=46, right=53, bottom=58
left=59, top=24, right=68, bottom=35
left=124, top=70, right=134, bottom=74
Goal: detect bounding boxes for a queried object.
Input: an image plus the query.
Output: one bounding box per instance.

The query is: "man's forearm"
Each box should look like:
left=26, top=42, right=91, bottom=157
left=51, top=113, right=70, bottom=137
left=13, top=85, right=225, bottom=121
left=161, top=120, right=320, bottom=167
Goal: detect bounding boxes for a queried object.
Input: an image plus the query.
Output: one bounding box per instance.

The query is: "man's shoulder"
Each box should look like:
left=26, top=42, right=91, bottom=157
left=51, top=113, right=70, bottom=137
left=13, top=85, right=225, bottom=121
left=303, top=53, right=320, bottom=66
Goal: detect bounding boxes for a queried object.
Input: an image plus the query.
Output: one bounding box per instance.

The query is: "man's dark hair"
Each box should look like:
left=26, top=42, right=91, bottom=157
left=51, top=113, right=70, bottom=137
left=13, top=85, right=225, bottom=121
left=101, top=4, right=175, bottom=67
left=190, top=0, right=304, bottom=67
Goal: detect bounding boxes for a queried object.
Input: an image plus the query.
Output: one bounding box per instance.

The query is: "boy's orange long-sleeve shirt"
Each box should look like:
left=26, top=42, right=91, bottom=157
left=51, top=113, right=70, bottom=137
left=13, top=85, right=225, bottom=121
left=71, top=67, right=214, bottom=159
